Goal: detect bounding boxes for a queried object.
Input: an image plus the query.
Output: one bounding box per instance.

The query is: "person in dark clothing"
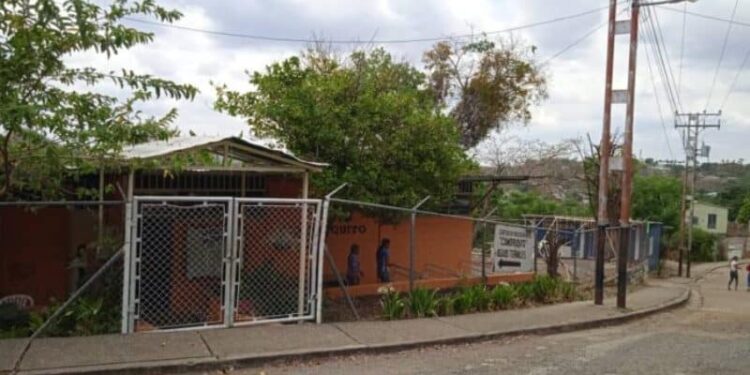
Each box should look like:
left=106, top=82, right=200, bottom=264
left=729, top=256, right=740, bottom=291
left=346, top=244, right=363, bottom=286
left=376, top=238, right=391, bottom=283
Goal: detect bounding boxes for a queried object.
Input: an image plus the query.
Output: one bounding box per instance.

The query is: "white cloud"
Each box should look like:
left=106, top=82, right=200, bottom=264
left=70, top=0, right=750, bottom=161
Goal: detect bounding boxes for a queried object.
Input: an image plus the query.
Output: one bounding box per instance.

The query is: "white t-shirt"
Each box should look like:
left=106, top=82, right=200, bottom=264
left=730, top=260, right=738, bottom=272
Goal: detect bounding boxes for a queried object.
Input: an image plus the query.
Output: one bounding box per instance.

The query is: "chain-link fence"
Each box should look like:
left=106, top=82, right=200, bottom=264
left=529, top=218, right=662, bottom=286
left=317, top=199, right=665, bottom=321
left=320, top=199, right=536, bottom=305
left=0, top=196, right=326, bottom=342
left=123, top=197, right=323, bottom=332
left=233, top=199, right=320, bottom=325
left=129, top=197, right=231, bottom=332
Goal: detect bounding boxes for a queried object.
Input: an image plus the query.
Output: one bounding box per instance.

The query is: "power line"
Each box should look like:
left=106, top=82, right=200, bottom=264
left=720, top=48, right=750, bottom=110
left=641, top=25, right=676, bottom=159
left=641, top=7, right=688, bottom=153
left=658, top=5, right=750, bottom=28
left=122, top=5, right=609, bottom=45
left=642, top=8, right=680, bottom=114
left=539, top=19, right=607, bottom=65
left=540, top=5, right=632, bottom=66
left=641, top=15, right=677, bottom=159
left=677, top=2, right=687, bottom=99
left=642, top=9, right=675, bottom=112
left=705, top=0, right=740, bottom=110
left=650, top=7, right=682, bottom=110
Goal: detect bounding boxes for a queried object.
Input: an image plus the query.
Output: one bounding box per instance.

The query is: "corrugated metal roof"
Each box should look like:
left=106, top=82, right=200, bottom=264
left=119, top=136, right=327, bottom=170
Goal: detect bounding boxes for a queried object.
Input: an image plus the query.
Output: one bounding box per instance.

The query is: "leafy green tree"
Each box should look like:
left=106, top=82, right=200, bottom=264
left=423, top=38, right=547, bottom=149
left=1, top=0, right=197, bottom=199
left=737, top=195, right=750, bottom=224
left=632, top=175, right=682, bottom=229
left=492, top=190, right=588, bottom=221
left=713, top=176, right=750, bottom=221
left=215, top=48, right=470, bottom=207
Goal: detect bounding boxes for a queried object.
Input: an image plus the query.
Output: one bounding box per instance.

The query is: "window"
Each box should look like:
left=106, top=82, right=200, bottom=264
left=185, top=226, right=223, bottom=279
left=707, top=214, right=717, bottom=229
left=692, top=216, right=698, bottom=225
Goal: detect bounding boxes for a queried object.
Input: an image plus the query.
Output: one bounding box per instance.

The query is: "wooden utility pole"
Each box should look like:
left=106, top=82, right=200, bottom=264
left=595, top=0, right=619, bottom=306
left=618, top=0, right=641, bottom=309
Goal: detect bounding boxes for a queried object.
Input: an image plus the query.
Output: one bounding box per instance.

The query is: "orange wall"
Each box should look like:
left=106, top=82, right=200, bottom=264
left=0, top=207, right=70, bottom=304
left=324, top=212, right=474, bottom=285
left=0, top=206, right=124, bottom=305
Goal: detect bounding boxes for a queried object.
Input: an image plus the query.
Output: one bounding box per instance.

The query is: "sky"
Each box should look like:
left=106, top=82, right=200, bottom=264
left=76, top=0, right=750, bottom=163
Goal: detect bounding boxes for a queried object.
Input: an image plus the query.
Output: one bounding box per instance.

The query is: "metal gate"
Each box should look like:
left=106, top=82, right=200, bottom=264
left=122, top=197, right=323, bottom=333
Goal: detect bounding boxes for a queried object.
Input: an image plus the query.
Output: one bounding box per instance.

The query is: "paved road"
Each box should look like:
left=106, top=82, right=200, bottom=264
left=209, top=267, right=750, bottom=375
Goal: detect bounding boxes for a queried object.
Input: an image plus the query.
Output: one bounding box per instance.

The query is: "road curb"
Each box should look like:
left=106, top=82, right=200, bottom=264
left=15, top=286, right=691, bottom=375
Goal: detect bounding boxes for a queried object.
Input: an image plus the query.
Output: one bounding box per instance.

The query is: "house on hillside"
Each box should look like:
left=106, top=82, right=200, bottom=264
left=690, top=201, right=729, bottom=236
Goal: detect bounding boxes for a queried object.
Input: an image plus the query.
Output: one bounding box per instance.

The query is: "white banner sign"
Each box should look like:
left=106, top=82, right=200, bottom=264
left=492, top=224, right=534, bottom=273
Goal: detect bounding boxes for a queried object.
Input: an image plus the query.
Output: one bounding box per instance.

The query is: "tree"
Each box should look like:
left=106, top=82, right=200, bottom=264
left=1, top=0, right=197, bottom=199
left=492, top=190, right=587, bottom=221
left=632, top=175, right=682, bottom=229
left=713, top=176, right=750, bottom=221
left=215, top=48, right=470, bottom=207
left=480, top=135, right=574, bottom=176
left=738, top=195, right=750, bottom=224
left=572, top=135, right=622, bottom=223
left=423, top=38, right=547, bottom=149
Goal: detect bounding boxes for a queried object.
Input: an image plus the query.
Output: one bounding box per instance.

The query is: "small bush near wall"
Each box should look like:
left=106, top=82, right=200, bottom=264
left=689, top=229, right=719, bottom=262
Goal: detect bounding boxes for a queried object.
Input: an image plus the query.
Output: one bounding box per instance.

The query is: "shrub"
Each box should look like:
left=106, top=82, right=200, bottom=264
left=378, top=285, right=405, bottom=320
left=490, top=284, right=517, bottom=310
left=559, top=281, right=577, bottom=302
left=437, top=295, right=456, bottom=316
left=531, top=275, right=560, bottom=303
left=453, top=285, right=490, bottom=314
left=406, top=288, right=439, bottom=318
left=514, top=282, right=536, bottom=305
left=689, top=228, right=718, bottom=262
left=20, top=297, right=120, bottom=337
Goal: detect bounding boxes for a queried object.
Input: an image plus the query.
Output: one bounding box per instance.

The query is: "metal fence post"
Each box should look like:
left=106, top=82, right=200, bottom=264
left=316, top=183, right=348, bottom=324
left=533, top=223, right=539, bottom=274
left=225, top=199, right=237, bottom=327
left=409, top=196, right=431, bottom=293
left=121, top=202, right=132, bottom=334
left=297, top=173, right=310, bottom=320
left=481, top=222, right=488, bottom=286
left=480, top=208, right=497, bottom=286
left=572, top=229, right=578, bottom=283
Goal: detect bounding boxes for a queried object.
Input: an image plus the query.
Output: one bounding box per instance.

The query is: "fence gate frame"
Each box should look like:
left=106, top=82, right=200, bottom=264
left=122, top=196, right=324, bottom=333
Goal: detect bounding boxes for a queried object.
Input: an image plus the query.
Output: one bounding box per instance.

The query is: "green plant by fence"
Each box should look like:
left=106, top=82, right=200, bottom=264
left=378, top=275, right=580, bottom=320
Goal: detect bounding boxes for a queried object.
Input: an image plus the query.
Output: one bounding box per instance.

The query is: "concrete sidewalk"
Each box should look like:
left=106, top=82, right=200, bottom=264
left=0, top=282, right=689, bottom=375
